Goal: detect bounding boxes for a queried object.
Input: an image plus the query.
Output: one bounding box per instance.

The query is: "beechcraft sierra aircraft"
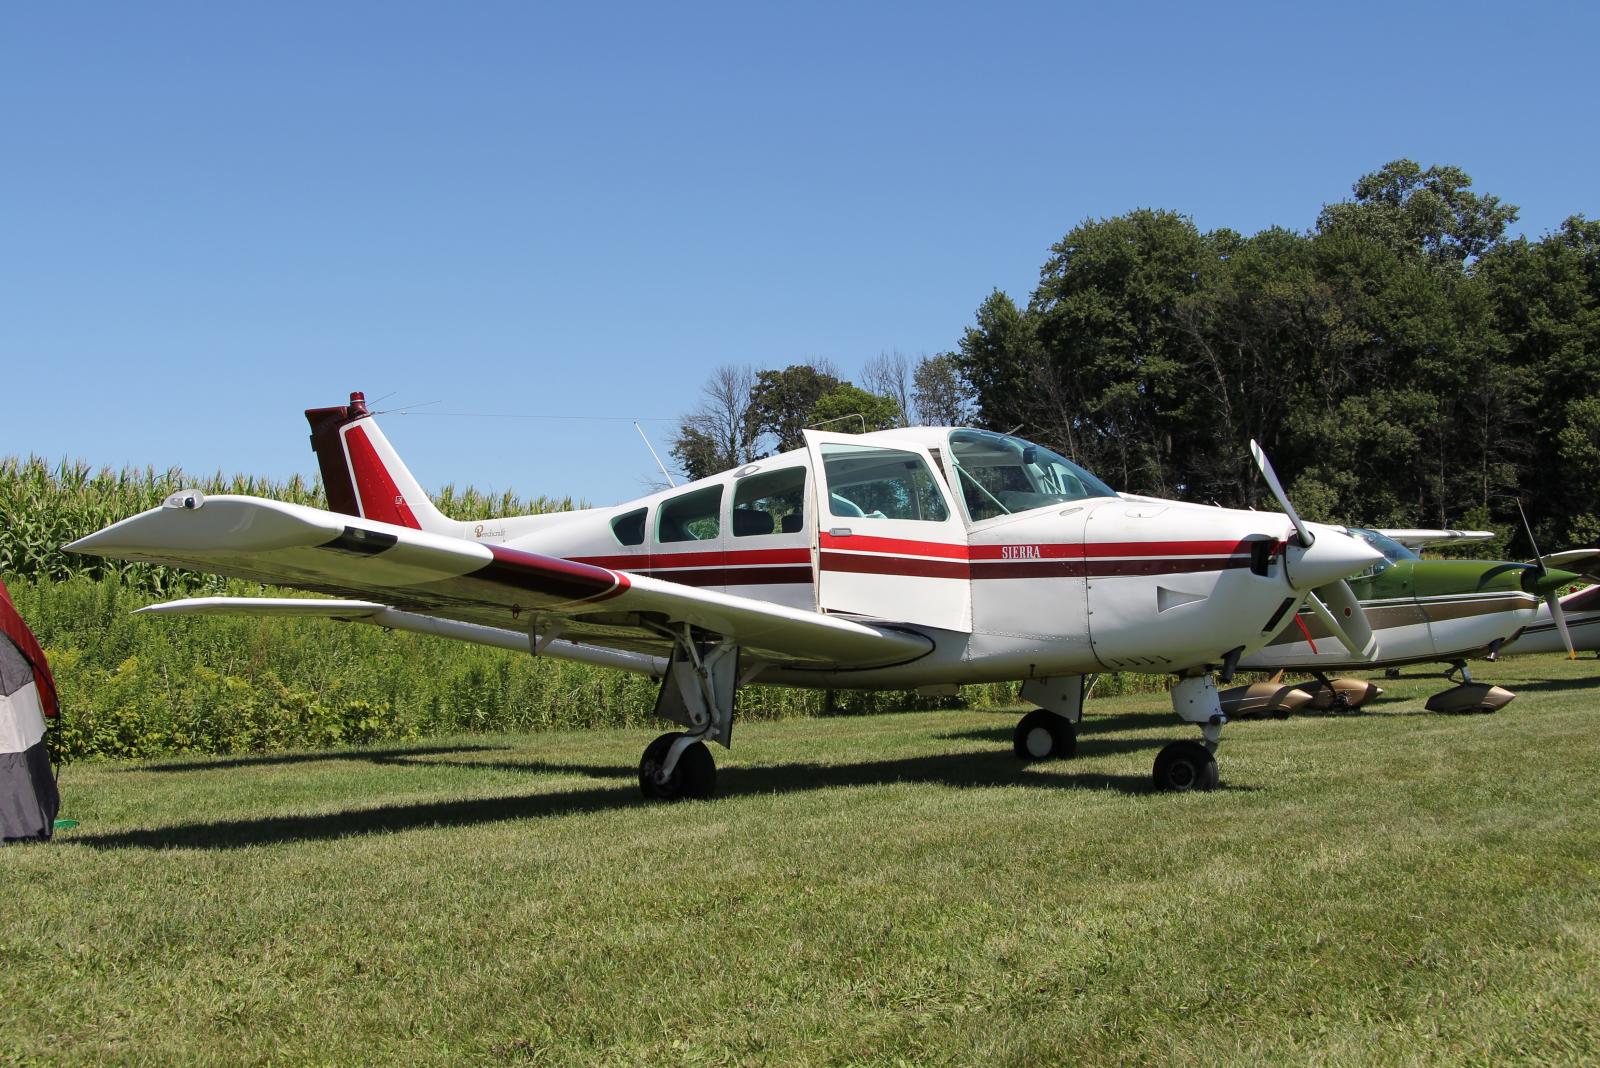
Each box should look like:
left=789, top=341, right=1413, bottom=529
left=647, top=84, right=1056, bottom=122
left=67, top=392, right=1385, bottom=796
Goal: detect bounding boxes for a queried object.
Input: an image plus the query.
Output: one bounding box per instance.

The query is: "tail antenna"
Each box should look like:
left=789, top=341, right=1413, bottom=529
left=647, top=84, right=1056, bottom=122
left=635, top=422, right=677, bottom=487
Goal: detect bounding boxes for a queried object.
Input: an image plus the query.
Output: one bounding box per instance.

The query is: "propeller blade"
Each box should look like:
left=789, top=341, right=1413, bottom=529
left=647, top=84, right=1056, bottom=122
left=1546, top=591, right=1577, bottom=660
left=1304, top=579, right=1378, bottom=660
left=1516, top=499, right=1546, bottom=578
left=1250, top=440, right=1313, bottom=547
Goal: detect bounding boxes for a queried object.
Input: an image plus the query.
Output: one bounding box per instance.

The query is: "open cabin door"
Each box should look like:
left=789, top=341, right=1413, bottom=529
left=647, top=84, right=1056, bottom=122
left=804, top=430, right=972, bottom=633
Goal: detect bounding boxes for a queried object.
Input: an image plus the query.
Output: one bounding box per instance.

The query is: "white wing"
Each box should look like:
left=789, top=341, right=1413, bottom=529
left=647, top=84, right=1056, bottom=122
left=67, top=496, right=932, bottom=669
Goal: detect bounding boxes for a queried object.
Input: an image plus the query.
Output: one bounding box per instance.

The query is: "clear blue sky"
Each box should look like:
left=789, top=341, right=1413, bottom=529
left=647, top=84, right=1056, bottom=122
left=4, top=1, right=1596, bottom=507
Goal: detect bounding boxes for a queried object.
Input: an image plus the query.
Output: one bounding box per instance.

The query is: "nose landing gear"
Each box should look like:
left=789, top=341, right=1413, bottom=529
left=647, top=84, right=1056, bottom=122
left=1157, top=674, right=1225, bottom=792
left=1152, top=739, right=1219, bottom=792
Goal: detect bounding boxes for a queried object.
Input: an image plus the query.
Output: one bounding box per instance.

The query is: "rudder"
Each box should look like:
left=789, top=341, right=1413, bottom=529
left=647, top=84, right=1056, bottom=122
left=304, top=392, right=455, bottom=534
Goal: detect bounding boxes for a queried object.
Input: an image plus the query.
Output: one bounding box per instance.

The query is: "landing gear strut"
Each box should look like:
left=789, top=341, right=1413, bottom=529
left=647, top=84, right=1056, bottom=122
left=637, top=625, right=738, bottom=802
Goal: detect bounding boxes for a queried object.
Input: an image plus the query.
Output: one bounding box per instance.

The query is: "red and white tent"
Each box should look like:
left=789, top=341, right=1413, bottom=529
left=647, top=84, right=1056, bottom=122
left=0, top=577, right=59, bottom=842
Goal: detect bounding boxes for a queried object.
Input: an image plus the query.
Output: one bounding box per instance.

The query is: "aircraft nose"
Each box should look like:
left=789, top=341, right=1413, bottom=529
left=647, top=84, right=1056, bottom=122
left=1283, top=524, right=1385, bottom=591
left=1525, top=567, right=1582, bottom=597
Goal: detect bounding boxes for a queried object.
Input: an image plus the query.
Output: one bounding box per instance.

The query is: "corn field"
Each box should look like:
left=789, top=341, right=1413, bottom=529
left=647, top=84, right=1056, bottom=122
left=0, top=455, right=578, bottom=597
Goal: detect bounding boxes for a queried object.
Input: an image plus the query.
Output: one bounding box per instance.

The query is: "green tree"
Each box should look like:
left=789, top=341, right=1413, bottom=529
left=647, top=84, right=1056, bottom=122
left=911, top=353, right=974, bottom=426
left=746, top=363, right=843, bottom=453
left=1316, top=159, right=1519, bottom=267
left=807, top=383, right=901, bottom=434
left=1026, top=209, right=1222, bottom=495
left=669, top=364, right=762, bottom=482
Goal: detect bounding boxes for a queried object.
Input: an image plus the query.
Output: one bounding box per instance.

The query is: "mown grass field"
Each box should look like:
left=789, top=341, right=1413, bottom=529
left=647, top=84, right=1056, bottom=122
left=5, top=652, right=1600, bottom=1065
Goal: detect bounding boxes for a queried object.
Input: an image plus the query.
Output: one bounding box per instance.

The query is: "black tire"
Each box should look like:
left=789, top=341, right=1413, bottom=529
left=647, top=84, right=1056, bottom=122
left=1152, top=740, right=1219, bottom=792
left=1012, top=709, right=1078, bottom=762
left=639, top=732, right=717, bottom=801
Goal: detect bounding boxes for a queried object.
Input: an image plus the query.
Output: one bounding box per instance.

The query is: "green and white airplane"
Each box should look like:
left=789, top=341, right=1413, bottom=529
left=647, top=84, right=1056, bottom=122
left=1232, top=527, right=1583, bottom=713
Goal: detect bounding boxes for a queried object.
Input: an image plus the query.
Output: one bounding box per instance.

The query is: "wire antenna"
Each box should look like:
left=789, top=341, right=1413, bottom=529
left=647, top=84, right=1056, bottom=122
left=635, top=421, right=677, bottom=487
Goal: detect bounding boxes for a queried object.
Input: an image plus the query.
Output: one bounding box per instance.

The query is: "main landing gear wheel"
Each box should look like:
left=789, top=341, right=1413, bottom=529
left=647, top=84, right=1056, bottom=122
left=639, top=731, right=717, bottom=802
left=1013, top=710, right=1077, bottom=762
left=1152, top=740, right=1219, bottom=793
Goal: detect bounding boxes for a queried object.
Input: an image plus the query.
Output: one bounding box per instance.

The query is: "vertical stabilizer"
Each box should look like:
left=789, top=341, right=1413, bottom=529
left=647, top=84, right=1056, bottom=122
left=304, top=392, right=457, bottom=535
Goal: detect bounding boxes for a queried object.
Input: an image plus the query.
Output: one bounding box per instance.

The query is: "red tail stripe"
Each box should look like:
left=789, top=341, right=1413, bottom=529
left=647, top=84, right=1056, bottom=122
left=343, top=426, right=421, bottom=530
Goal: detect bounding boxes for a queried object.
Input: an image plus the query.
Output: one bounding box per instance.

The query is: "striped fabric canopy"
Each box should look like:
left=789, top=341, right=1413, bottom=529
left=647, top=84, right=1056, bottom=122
left=0, top=578, right=59, bottom=842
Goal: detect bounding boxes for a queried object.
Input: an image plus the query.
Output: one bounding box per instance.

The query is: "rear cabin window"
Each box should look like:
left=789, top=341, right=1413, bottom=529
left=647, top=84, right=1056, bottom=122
left=822, top=443, right=950, bottom=522
left=611, top=507, right=647, bottom=546
left=732, top=467, right=807, bottom=537
left=657, top=485, right=723, bottom=543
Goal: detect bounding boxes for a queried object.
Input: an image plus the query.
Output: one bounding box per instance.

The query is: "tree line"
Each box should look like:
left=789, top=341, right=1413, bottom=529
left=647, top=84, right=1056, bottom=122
left=671, top=160, right=1599, bottom=552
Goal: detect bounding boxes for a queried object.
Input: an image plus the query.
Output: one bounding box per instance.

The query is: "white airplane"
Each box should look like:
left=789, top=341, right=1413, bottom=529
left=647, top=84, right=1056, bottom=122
left=66, top=393, right=1382, bottom=796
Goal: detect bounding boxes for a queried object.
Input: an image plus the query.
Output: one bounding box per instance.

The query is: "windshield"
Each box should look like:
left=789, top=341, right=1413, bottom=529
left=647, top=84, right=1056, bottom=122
left=1348, top=527, right=1419, bottom=565
left=947, top=429, right=1117, bottom=521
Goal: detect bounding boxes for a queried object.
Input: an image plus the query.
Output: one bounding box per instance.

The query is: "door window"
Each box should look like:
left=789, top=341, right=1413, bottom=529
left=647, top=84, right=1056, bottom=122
left=821, top=443, right=950, bottom=522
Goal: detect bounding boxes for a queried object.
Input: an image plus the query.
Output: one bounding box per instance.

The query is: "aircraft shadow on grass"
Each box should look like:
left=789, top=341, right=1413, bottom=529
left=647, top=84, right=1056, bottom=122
left=938, top=711, right=1180, bottom=745
left=126, top=744, right=512, bottom=774
left=72, top=739, right=1247, bottom=852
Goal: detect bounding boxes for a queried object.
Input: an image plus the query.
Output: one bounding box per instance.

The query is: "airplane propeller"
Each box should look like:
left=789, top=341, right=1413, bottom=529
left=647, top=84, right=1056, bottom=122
left=1249, top=440, right=1377, bottom=660
left=1516, top=500, right=1577, bottom=660
left=1249, top=440, right=1313, bottom=548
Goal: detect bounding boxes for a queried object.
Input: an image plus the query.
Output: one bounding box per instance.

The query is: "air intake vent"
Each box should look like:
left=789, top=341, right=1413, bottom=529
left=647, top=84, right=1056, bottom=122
left=1157, top=587, right=1205, bottom=613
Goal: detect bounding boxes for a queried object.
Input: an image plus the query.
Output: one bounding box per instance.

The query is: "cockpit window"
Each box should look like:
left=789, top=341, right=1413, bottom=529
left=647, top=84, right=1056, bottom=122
left=947, top=430, right=1116, bottom=521
left=1348, top=527, right=1418, bottom=575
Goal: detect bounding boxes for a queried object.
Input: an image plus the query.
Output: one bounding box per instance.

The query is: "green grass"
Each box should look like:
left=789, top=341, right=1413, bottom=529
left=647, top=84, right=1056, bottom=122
left=5, top=653, right=1600, bottom=1065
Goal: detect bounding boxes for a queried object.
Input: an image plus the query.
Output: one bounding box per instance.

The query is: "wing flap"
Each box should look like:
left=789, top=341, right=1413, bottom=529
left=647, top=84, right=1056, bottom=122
left=70, top=496, right=932, bottom=668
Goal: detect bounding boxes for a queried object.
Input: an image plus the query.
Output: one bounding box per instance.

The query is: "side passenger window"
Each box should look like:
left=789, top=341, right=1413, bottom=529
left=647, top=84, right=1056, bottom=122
left=732, top=467, right=807, bottom=536
left=611, top=507, right=647, bottom=546
left=657, top=486, right=722, bottom=543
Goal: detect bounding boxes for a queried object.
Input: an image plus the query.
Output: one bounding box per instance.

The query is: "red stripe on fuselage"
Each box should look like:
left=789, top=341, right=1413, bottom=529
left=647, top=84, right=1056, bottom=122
left=821, top=553, right=1252, bottom=581
left=819, top=533, right=1259, bottom=561
left=558, top=537, right=1258, bottom=589
left=342, top=426, right=421, bottom=530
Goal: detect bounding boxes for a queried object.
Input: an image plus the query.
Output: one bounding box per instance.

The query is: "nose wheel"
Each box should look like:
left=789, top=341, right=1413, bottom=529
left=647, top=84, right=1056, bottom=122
left=1152, top=740, right=1219, bottom=792
left=1013, top=709, right=1078, bottom=761
left=1158, top=674, right=1226, bottom=792
left=639, top=731, right=717, bottom=801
